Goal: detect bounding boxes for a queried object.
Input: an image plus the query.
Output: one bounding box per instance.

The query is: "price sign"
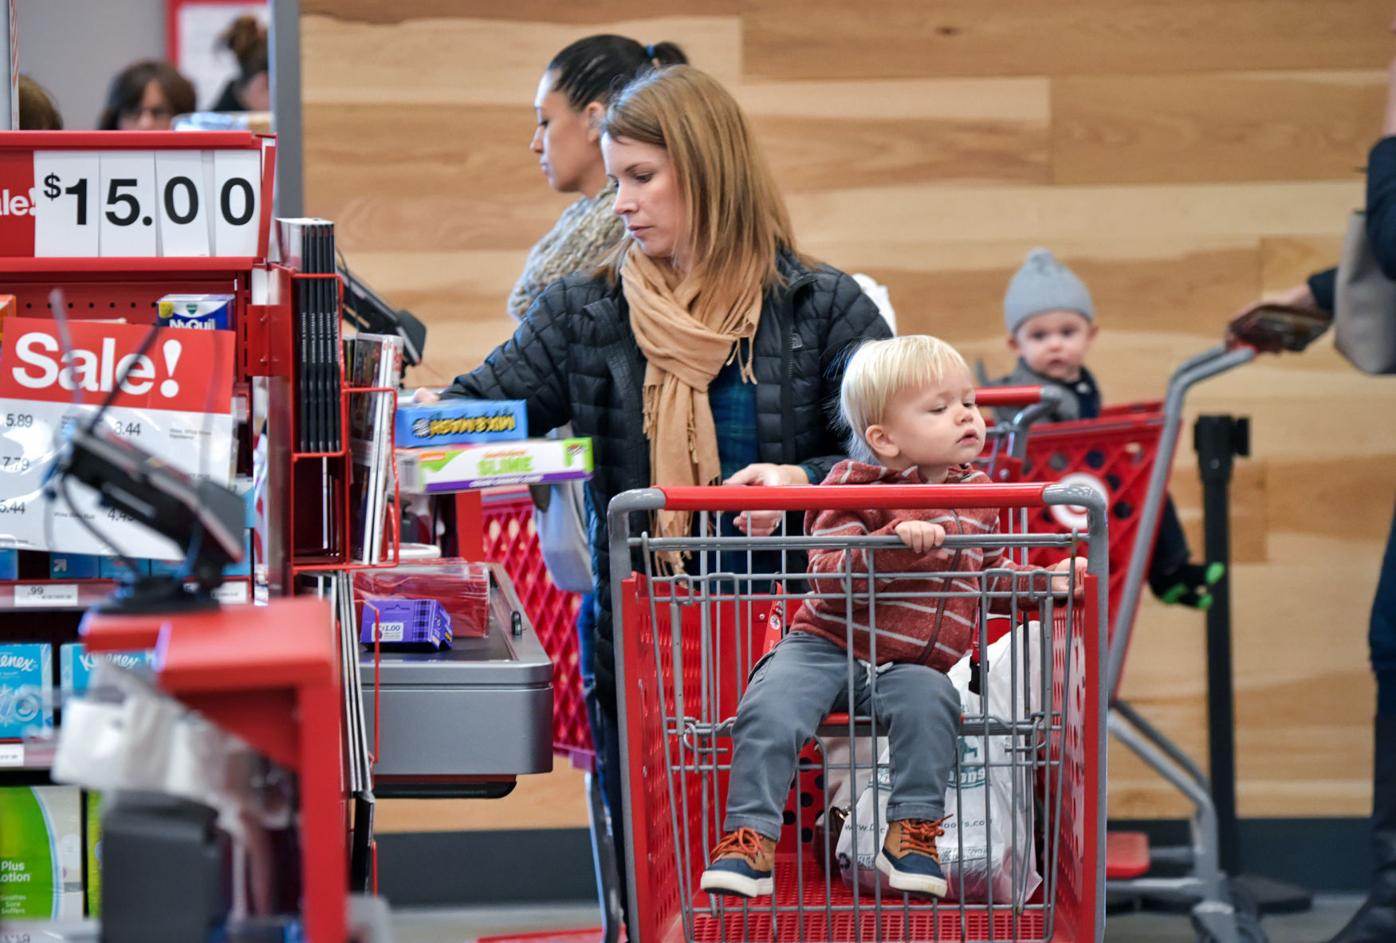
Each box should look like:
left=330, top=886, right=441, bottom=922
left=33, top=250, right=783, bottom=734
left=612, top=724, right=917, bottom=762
left=1, top=136, right=270, bottom=259
left=156, top=149, right=211, bottom=257
left=33, top=151, right=99, bottom=256
left=0, top=743, right=22, bottom=766
left=0, top=318, right=235, bottom=557
left=99, top=151, right=158, bottom=257
left=212, top=581, right=250, bottom=605
left=13, top=583, right=78, bottom=607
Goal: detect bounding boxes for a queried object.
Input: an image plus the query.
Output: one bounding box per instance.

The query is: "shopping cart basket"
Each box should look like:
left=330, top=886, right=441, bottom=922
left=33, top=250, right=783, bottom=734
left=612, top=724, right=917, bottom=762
left=607, top=481, right=1109, bottom=943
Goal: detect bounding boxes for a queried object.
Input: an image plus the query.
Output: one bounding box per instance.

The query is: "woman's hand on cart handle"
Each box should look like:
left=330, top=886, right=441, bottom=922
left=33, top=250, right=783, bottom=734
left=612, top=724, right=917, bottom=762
left=895, top=520, right=947, bottom=553
left=1050, top=556, right=1090, bottom=598
left=413, top=387, right=443, bottom=404
left=724, top=463, right=809, bottom=536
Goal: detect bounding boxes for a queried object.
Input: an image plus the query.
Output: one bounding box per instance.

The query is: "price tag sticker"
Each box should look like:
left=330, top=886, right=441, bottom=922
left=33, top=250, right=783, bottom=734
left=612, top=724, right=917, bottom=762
left=212, top=581, right=250, bottom=605
left=33, top=151, right=100, bottom=257
left=13, top=583, right=79, bottom=607
left=213, top=149, right=261, bottom=257
left=155, top=149, right=211, bottom=257
left=0, top=743, right=22, bottom=767
left=98, top=151, right=158, bottom=257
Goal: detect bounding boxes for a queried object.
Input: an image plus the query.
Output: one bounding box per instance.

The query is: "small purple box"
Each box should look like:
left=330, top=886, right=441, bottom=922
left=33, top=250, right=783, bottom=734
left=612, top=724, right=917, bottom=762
left=359, top=598, right=453, bottom=650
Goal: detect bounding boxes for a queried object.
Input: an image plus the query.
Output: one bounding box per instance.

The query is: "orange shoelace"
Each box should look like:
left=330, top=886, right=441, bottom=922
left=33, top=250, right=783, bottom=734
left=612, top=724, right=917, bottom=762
left=899, top=818, right=948, bottom=859
left=713, top=827, right=767, bottom=863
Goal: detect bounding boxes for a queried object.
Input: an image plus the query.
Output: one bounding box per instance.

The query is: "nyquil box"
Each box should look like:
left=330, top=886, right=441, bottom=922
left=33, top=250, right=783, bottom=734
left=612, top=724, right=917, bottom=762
left=156, top=293, right=233, bottom=331
left=0, top=643, right=52, bottom=740
left=59, top=643, right=155, bottom=702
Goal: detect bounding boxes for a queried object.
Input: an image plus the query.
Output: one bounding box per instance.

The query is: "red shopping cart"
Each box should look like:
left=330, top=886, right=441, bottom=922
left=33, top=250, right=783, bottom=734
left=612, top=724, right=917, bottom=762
left=607, top=482, right=1109, bottom=943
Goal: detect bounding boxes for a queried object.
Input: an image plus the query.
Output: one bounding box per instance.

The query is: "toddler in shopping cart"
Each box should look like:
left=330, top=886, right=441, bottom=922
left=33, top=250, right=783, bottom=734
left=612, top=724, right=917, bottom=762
left=988, top=247, right=1223, bottom=608
left=700, top=334, right=1085, bottom=901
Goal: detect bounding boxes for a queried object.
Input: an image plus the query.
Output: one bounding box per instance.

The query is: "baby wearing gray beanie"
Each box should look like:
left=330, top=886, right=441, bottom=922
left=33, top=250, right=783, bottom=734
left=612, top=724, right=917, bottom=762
left=1003, top=247, right=1094, bottom=336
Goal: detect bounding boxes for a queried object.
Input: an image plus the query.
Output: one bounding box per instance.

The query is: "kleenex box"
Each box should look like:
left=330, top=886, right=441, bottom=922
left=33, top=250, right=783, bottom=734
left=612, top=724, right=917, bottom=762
left=395, top=398, right=527, bottom=449
left=60, top=643, right=155, bottom=702
left=0, top=643, right=52, bottom=740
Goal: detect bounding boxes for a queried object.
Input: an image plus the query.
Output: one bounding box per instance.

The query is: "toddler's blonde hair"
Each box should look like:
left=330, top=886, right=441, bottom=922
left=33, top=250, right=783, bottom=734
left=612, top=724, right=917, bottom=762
left=840, top=335, right=971, bottom=462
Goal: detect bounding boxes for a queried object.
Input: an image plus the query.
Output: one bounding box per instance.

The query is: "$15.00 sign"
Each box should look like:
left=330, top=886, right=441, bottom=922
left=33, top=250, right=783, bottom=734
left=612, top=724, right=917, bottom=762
left=0, top=318, right=235, bottom=557
left=0, top=141, right=266, bottom=258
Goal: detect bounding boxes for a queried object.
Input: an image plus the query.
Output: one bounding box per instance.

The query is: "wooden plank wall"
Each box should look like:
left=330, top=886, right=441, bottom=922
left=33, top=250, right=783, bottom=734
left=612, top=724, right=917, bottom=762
left=302, top=1, right=1396, bottom=828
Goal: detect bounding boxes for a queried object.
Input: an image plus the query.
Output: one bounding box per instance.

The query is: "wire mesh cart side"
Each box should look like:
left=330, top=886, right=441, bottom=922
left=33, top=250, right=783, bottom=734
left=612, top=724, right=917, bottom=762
left=608, top=482, right=1109, bottom=943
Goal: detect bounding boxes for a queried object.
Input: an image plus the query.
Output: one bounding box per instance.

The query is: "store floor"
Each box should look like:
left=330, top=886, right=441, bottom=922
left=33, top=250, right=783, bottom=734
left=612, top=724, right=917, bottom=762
left=390, top=895, right=1363, bottom=942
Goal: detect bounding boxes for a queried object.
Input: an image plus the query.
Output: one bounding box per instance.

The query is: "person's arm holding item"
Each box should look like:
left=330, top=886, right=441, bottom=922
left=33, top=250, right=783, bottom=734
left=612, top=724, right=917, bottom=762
left=1249, top=60, right=1396, bottom=317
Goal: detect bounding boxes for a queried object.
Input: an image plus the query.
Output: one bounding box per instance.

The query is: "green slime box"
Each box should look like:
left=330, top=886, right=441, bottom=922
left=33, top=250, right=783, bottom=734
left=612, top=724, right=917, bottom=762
left=0, top=785, right=82, bottom=919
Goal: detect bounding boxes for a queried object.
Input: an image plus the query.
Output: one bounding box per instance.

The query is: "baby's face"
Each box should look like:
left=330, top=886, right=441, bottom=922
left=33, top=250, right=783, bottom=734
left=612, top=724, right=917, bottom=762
left=869, top=367, right=986, bottom=476
left=1010, top=309, right=1097, bottom=382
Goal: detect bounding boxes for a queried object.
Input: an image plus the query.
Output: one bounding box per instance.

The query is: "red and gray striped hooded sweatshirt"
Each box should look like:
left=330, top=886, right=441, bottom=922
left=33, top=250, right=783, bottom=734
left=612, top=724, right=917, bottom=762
left=790, top=460, right=1045, bottom=671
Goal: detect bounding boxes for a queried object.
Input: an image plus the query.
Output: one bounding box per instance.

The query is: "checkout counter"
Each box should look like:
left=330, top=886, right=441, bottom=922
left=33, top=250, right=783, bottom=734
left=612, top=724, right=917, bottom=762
left=359, top=561, right=554, bottom=799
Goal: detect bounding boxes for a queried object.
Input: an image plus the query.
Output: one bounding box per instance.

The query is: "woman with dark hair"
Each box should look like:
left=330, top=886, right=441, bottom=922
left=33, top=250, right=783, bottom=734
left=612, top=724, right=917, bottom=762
left=509, top=34, right=688, bottom=320
left=98, top=60, right=195, bottom=130
left=210, top=15, right=270, bottom=113
left=18, top=75, right=62, bottom=130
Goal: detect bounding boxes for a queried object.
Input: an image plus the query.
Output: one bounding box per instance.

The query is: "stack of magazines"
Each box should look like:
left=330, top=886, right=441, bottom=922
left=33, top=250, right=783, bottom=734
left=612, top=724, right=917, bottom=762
left=275, top=218, right=342, bottom=453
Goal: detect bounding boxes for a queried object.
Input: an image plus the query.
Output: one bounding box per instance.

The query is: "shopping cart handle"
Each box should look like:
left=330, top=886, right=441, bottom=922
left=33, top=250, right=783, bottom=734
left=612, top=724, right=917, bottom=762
left=975, top=385, right=1044, bottom=407
left=653, top=483, right=1055, bottom=511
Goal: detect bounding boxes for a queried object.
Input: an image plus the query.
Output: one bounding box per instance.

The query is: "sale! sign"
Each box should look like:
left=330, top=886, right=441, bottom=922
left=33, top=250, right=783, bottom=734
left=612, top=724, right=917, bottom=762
left=0, top=144, right=263, bottom=258
left=0, top=318, right=235, bottom=557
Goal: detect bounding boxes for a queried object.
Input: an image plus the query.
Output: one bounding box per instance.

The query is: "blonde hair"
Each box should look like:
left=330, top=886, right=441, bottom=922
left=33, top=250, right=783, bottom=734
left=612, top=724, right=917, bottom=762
left=600, top=65, right=797, bottom=309
left=840, top=335, right=971, bottom=460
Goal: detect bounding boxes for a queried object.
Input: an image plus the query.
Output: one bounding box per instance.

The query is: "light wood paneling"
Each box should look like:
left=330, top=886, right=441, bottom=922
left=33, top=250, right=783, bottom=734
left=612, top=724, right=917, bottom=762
left=302, top=2, right=1396, bottom=828
left=1053, top=71, right=1388, bottom=185
left=743, top=0, right=1393, bottom=81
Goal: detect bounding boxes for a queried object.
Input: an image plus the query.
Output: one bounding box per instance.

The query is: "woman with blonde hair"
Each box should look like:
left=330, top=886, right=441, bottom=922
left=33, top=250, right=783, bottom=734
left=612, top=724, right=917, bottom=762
left=438, top=63, right=889, bottom=921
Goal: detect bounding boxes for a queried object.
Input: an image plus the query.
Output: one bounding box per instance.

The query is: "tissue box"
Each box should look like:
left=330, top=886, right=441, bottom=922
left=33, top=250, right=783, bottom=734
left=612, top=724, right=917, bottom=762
left=398, top=437, right=592, bottom=493
left=0, top=643, right=52, bottom=740
left=0, top=549, right=16, bottom=581
left=0, top=786, right=83, bottom=919
left=98, top=556, right=147, bottom=580
left=156, top=292, right=233, bottom=331
left=395, top=398, right=527, bottom=448
left=59, top=643, right=155, bottom=702
left=49, top=553, right=99, bottom=579
left=359, top=598, right=452, bottom=649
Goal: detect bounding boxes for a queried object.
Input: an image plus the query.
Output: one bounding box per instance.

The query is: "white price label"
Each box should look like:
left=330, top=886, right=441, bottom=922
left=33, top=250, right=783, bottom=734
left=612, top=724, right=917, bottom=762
left=34, top=150, right=100, bottom=256
left=212, top=581, right=250, bottom=605
left=13, top=583, right=78, bottom=607
left=99, top=151, right=158, bottom=257
left=22, top=148, right=264, bottom=259
left=155, top=149, right=211, bottom=257
left=213, top=149, right=261, bottom=257
left=0, top=743, right=22, bottom=767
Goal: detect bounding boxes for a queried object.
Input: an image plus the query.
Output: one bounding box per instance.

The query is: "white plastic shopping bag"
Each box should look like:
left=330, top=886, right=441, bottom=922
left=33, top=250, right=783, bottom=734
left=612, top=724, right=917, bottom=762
left=835, top=622, right=1043, bottom=904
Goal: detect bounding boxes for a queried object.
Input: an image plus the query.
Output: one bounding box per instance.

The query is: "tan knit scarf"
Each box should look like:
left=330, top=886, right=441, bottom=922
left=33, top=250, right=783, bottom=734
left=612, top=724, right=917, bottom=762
left=621, top=244, right=762, bottom=558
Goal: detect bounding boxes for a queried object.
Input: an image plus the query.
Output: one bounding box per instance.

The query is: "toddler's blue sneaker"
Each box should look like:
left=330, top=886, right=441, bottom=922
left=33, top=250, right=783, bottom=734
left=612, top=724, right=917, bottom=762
left=876, top=818, right=949, bottom=897
left=699, top=827, right=776, bottom=899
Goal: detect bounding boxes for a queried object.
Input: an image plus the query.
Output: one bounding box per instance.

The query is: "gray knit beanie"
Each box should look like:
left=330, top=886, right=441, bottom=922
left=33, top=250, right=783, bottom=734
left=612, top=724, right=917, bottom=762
left=1003, top=247, right=1094, bottom=336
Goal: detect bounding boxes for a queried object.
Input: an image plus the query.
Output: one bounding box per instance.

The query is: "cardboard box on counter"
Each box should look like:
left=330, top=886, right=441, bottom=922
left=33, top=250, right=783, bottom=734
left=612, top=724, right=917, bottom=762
left=397, top=437, right=592, bottom=494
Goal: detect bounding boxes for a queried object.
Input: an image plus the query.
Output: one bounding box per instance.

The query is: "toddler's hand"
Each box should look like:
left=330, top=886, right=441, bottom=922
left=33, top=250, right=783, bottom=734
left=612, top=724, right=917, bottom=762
left=1049, top=557, right=1089, bottom=597
left=895, top=520, right=947, bottom=553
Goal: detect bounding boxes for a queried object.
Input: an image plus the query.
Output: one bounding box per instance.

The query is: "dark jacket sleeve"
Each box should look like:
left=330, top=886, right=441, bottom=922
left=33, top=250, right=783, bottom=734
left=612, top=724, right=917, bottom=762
left=443, top=279, right=572, bottom=434
left=1365, top=136, right=1396, bottom=278
left=799, top=273, right=893, bottom=482
left=1308, top=136, right=1396, bottom=313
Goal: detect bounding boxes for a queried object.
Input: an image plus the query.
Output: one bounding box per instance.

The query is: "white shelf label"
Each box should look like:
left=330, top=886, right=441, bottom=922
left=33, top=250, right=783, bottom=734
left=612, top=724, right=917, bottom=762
left=23, top=148, right=263, bottom=258
left=212, top=581, right=250, bottom=605
left=14, top=583, right=79, bottom=607
left=0, top=743, right=22, bottom=767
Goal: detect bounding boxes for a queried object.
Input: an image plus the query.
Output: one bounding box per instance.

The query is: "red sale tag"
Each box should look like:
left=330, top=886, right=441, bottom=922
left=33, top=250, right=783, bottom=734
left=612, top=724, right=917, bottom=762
left=0, top=318, right=234, bottom=414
